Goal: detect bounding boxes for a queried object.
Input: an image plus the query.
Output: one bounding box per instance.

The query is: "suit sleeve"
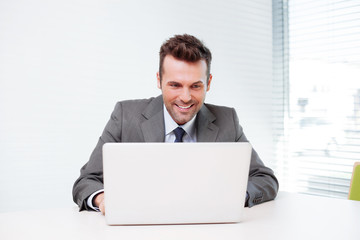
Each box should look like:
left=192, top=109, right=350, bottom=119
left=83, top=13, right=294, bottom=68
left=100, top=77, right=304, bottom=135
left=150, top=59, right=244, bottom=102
left=72, top=102, right=123, bottom=211
left=232, top=108, right=279, bottom=207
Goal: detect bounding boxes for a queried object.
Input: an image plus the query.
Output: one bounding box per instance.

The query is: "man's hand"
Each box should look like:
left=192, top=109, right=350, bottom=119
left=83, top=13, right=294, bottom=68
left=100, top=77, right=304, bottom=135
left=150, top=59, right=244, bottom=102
left=94, top=192, right=105, bottom=215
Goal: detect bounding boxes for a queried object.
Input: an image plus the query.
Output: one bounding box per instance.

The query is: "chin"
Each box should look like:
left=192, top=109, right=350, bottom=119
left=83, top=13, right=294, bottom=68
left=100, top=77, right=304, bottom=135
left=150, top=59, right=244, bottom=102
left=175, top=119, right=187, bottom=125
left=178, top=117, right=194, bottom=125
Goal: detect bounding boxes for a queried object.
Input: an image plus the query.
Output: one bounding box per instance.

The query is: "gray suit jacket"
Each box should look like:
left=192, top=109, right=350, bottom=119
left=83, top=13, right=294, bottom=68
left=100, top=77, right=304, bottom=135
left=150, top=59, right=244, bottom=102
left=72, top=95, right=278, bottom=210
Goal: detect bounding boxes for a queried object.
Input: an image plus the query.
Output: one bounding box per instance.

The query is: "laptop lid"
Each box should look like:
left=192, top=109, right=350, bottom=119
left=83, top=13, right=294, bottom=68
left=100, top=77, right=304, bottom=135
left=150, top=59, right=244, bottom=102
left=103, top=142, right=252, bottom=225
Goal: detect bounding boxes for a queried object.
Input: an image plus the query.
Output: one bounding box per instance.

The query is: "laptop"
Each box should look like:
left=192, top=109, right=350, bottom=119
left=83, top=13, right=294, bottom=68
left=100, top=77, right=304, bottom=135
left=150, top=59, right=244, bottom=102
left=103, top=142, right=252, bottom=225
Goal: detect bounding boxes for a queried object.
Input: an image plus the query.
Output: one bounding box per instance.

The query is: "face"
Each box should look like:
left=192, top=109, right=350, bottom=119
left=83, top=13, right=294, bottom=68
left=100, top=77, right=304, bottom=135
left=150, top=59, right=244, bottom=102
left=157, top=55, right=212, bottom=125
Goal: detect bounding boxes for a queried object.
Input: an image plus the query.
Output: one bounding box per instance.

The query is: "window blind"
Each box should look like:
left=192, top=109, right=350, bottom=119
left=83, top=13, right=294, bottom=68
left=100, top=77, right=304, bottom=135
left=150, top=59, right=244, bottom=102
left=273, top=0, right=360, bottom=198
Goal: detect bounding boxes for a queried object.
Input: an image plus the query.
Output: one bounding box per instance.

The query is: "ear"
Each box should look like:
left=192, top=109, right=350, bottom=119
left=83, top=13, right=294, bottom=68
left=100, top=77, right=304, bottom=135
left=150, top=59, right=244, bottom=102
left=156, top=72, right=161, bottom=89
left=206, top=74, right=212, bottom=92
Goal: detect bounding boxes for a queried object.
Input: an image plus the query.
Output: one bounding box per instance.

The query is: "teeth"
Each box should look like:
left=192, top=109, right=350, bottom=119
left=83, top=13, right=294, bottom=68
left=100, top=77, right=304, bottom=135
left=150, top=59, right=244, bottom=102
left=178, top=105, right=191, bottom=109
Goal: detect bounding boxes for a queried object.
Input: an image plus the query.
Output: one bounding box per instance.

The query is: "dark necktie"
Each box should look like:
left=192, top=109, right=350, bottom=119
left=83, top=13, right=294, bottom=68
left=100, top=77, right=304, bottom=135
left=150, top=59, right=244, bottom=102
left=173, top=127, right=185, bottom=142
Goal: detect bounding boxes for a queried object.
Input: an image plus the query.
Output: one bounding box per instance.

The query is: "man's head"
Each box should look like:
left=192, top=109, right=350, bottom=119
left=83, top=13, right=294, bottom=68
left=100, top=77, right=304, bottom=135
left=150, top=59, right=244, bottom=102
left=158, top=34, right=212, bottom=83
left=157, top=34, right=213, bottom=125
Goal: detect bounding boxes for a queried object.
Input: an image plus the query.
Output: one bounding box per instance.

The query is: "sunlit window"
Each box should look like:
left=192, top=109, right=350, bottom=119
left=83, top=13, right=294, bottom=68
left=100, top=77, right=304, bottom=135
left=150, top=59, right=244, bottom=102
left=274, top=0, right=360, bottom=198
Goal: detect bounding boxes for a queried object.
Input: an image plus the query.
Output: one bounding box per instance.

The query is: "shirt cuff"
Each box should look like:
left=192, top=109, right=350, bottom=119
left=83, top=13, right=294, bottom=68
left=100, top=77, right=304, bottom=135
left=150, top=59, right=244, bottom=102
left=87, top=189, right=104, bottom=211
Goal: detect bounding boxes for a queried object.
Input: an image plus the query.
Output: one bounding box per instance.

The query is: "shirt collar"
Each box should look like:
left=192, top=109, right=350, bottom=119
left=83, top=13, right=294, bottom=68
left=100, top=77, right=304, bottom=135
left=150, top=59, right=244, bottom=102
left=163, top=105, right=197, bottom=139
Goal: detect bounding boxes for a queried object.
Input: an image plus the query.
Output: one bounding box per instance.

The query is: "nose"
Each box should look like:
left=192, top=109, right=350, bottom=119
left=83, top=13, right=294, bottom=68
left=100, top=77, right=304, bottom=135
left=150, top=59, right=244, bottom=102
left=179, top=88, right=192, bottom=103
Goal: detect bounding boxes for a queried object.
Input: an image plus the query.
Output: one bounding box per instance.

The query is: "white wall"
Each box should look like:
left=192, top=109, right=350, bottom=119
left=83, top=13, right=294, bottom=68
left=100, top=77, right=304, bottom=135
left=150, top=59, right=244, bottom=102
left=0, top=0, right=273, bottom=212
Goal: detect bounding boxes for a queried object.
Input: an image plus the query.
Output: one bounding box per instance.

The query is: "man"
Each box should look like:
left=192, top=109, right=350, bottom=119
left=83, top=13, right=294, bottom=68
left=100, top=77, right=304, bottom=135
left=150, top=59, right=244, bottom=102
left=73, top=34, right=278, bottom=214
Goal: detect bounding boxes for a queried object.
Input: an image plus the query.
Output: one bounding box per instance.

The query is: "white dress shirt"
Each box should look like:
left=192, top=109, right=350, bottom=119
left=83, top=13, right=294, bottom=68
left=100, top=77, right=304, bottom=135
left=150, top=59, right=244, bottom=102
left=163, top=105, right=197, bottom=142
left=87, top=105, right=197, bottom=211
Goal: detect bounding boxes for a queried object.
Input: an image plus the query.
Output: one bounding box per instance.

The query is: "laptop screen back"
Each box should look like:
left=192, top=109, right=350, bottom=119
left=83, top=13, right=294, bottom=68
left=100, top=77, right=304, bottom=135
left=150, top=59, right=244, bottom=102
left=103, top=142, right=252, bottom=225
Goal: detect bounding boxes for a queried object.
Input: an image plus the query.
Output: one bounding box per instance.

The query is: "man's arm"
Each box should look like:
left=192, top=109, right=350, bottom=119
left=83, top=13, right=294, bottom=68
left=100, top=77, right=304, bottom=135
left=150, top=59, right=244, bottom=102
left=232, top=108, right=279, bottom=207
left=72, top=103, right=123, bottom=211
left=245, top=148, right=279, bottom=207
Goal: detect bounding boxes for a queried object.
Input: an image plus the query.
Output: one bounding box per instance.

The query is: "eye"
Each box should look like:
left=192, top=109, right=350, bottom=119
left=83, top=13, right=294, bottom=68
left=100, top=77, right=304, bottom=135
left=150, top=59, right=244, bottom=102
left=168, top=82, right=180, bottom=88
left=170, top=83, right=180, bottom=87
left=192, top=84, right=202, bottom=89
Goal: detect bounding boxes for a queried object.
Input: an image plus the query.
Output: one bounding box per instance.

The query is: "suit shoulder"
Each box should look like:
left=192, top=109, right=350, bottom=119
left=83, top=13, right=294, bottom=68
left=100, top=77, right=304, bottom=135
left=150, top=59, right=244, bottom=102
left=202, top=103, right=239, bottom=124
left=117, top=97, right=155, bottom=107
left=113, top=96, right=157, bottom=111
left=204, top=103, right=235, bottom=114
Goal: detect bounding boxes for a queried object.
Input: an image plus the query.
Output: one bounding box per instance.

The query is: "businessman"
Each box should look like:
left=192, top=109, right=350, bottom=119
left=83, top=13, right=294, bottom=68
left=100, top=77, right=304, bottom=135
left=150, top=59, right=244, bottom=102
left=73, top=34, right=279, bottom=214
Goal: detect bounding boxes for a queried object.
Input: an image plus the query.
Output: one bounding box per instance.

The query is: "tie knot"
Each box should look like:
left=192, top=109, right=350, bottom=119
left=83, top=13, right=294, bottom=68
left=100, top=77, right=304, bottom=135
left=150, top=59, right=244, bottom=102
left=173, top=127, right=185, bottom=142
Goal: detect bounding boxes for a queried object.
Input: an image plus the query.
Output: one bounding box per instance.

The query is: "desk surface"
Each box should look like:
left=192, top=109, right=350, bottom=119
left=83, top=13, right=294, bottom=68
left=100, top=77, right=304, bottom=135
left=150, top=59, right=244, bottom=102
left=1, top=192, right=359, bottom=240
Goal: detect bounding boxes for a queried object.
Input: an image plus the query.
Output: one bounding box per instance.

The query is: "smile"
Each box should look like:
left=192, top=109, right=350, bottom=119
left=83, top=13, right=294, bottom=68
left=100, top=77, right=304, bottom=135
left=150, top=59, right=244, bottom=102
left=176, top=104, right=193, bottom=109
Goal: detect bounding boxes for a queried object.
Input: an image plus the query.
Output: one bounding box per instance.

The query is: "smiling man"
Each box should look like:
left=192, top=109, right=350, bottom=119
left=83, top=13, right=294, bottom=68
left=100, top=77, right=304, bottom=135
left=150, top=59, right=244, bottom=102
left=158, top=54, right=211, bottom=125
left=72, top=34, right=279, bottom=214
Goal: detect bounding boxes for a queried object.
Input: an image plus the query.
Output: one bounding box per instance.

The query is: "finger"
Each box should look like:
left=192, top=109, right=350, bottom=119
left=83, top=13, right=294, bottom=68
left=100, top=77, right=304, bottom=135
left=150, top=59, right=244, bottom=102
left=99, top=201, right=105, bottom=215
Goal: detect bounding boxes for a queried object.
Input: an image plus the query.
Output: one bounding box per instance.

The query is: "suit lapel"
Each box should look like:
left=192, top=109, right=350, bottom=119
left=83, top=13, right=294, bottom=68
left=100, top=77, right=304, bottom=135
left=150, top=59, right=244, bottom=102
left=196, top=104, right=219, bottom=142
left=140, top=97, right=218, bottom=142
left=141, top=95, right=165, bottom=142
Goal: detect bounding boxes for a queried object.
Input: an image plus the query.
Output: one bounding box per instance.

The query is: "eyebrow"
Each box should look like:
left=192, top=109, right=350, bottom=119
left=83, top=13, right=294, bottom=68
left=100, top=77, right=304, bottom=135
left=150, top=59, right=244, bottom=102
left=166, top=81, right=204, bottom=85
left=192, top=81, right=204, bottom=85
left=167, top=81, right=180, bottom=85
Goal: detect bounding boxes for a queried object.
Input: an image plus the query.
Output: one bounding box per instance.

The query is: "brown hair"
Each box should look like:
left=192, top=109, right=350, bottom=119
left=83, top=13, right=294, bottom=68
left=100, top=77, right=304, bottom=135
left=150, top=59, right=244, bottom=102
left=159, top=34, right=212, bottom=82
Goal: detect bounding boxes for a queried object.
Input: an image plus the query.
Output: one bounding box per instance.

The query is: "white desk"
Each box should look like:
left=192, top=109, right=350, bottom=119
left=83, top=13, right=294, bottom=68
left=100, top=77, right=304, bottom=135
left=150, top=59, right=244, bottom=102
left=1, top=192, right=359, bottom=240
